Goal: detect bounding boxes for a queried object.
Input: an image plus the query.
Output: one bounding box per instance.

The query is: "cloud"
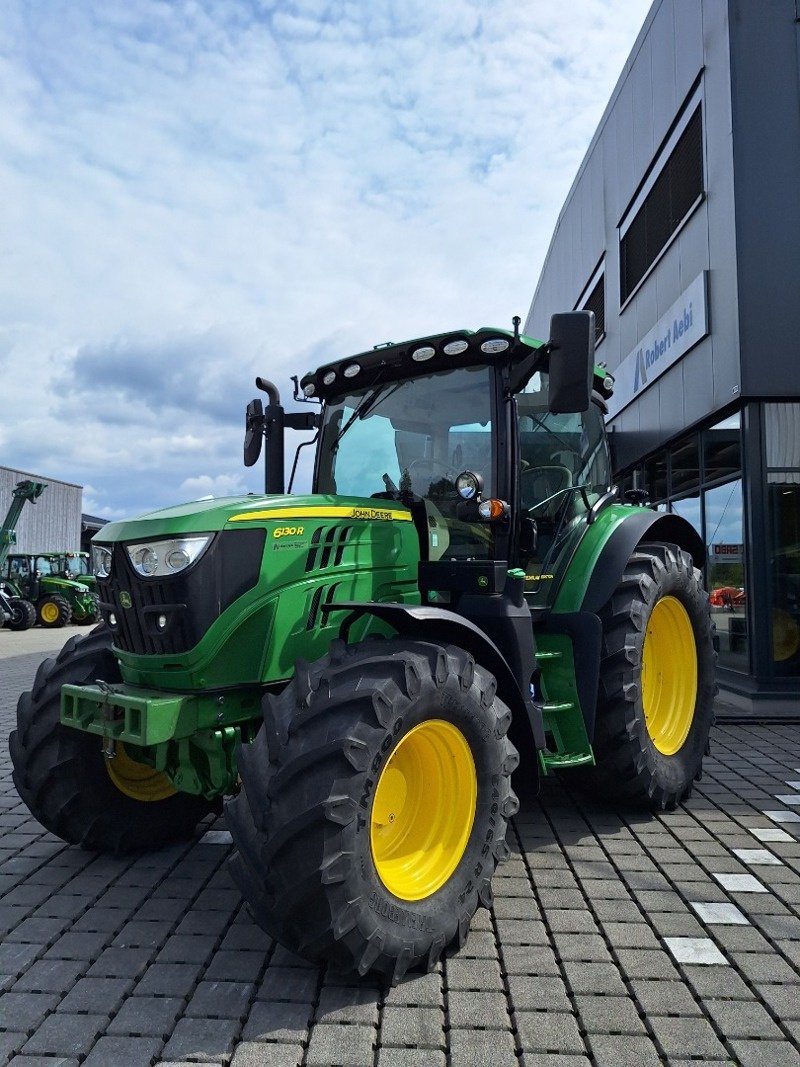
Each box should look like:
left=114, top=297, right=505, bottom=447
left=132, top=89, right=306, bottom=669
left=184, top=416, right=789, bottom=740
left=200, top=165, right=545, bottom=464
left=0, top=0, right=652, bottom=517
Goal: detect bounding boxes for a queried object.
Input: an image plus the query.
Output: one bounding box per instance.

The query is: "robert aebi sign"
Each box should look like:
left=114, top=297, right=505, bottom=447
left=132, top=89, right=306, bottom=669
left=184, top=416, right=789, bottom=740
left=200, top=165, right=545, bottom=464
left=607, top=272, right=709, bottom=418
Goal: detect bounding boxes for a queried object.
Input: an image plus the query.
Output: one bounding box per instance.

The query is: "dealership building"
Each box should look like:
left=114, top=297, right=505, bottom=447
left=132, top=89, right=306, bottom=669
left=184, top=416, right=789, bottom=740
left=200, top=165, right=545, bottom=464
left=525, top=0, right=800, bottom=715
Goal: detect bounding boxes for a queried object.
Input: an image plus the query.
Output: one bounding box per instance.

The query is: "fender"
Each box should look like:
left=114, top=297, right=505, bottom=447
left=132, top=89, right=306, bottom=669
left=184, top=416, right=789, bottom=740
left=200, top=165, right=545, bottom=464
left=320, top=600, right=546, bottom=756
left=580, top=508, right=704, bottom=615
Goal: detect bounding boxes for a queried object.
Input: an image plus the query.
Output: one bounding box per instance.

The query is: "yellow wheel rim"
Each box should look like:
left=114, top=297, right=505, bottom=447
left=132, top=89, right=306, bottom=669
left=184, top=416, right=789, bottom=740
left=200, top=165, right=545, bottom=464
left=105, top=742, right=176, bottom=802
left=642, top=596, right=698, bottom=755
left=40, top=602, right=60, bottom=624
left=773, top=608, right=800, bottom=662
left=370, top=719, right=477, bottom=902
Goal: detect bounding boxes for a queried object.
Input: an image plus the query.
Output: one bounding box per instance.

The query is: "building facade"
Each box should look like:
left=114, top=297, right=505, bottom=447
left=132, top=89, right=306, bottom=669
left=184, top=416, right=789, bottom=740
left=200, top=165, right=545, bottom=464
left=0, top=466, right=83, bottom=554
left=526, top=0, right=800, bottom=715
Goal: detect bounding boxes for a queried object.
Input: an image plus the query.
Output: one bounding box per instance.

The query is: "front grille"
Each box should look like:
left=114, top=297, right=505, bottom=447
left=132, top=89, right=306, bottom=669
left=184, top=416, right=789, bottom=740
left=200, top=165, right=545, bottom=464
left=98, top=528, right=266, bottom=656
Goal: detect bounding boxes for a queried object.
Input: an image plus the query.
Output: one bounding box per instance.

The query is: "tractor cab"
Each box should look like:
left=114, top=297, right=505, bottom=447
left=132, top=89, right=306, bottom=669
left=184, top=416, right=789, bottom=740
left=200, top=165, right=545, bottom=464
left=299, top=313, right=614, bottom=611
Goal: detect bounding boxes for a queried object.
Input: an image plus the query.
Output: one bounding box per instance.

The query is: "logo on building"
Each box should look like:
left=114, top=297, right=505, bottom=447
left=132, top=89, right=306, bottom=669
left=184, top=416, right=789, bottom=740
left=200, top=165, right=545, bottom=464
left=607, top=273, right=708, bottom=418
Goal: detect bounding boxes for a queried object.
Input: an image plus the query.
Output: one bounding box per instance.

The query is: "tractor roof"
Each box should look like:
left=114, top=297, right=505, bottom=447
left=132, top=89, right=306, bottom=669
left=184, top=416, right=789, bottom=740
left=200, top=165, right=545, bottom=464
left=299, top=327, right=544, bottom=402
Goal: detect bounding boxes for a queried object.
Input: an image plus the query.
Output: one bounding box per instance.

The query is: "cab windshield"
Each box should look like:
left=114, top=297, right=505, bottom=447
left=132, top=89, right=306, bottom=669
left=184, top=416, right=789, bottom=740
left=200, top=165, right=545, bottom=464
left=316, top=365, right=496, bottom=559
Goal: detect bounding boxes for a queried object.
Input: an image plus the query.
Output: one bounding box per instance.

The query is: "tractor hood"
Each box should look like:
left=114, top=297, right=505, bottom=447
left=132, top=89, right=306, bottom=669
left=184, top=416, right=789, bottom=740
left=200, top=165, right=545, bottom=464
left=93, top=494, right=413, bottom=544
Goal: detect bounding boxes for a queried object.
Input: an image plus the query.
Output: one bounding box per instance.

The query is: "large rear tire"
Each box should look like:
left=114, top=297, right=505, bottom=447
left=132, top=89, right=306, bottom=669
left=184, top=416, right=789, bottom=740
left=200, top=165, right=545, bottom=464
left=10, top=627, right=215, bottom=853
left=581, top=542, right=716, bottom=810
left=37, top=594, right=71, bottom=628
left=226, top=638, right=519, bottom=983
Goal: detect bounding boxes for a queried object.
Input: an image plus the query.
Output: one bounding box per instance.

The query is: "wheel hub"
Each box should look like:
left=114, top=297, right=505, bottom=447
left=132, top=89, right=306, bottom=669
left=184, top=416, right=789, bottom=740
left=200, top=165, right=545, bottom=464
left=370, top=719, right=477, bottom=901
left=105, top=741, right=176, bottom=802
left=642, top=595, right=698, bottom=755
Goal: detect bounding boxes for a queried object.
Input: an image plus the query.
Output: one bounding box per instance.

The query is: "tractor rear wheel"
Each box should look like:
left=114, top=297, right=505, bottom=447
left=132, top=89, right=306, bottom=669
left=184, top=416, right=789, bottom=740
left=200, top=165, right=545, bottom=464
left=226, top=638, right=519, bottom=983
left=584, top=542, right=716, bottom=810
left=10, top=626, right=215, bottom=853
left=37, top=594, right=71, bottom=628
left=7, top=598, right=36, bottom=631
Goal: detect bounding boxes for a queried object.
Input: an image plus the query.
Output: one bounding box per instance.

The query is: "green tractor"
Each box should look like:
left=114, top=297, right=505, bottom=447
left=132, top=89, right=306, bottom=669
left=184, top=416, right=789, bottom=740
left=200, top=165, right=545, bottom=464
left=11, top=313, right=715, bottom=983
left=55, top=551, right=98, bottom=591
left=3, top=553, right=99, bottom=627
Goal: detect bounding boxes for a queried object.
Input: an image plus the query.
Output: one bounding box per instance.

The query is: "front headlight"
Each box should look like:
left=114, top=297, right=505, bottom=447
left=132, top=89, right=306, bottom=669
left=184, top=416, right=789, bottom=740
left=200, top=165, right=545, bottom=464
left=125, top=535, right=212, bottom=579
left=91, top=545, right=113, bottom=579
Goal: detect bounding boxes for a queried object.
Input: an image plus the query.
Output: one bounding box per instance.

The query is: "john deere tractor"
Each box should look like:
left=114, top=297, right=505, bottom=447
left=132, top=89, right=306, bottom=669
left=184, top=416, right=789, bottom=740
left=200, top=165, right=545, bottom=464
left=11, top=313, right=715, bottom=983
left=3, top=553, right=99, bottom=627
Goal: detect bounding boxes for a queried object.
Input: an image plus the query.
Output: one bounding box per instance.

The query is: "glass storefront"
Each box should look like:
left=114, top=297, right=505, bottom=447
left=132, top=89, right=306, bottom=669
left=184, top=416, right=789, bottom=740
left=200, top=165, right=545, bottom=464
left=622, top=412, right=748, bottom=672
left=765, top=403, right=800, bottom=677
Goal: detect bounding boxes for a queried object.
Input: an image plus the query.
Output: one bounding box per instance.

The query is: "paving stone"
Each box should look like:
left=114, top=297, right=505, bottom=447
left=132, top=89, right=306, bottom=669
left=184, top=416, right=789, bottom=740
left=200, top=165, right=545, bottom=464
left=22, top=1012, right=106, bottom=1057
left=136, top=962, right=202, bottom=997
left=587, top=1033, right=662, bottom=1067
left=185, top=980, right=255, bottom=1020
left=376, top=1049, right=446, bottom=1067
left=255, top=966, right=318, bottom=1003
left=446, top=956, right=504, bottom=990
left=242, top=1000, right=313, bottom=1043
left=561, top=960, right=627, bottom=996
left=382, top=972, right=442, bottom=1007
left=507, top=974, right=572, bottom=1013
left=231, top=1041, right=304, bottom=1067
left=574, top=994, right=646, bottom=1034
left=515, top=1010, right=586, bottom=1054
left=615, top=947, right=682, bottom=979
left=379, top=1004, right=444, bottom=1049
left=0, top=990, right=60, bottom=1032
left=500, top=944, right=560, bottom=976
left=726, top=1040, right=800, bottom=1067
left=157, top=936, right=216, bottom=965
left=306, top=1023, right=375, bottom=1066
left=448, top=1028, right=517, bottom=1067
left=628, top=978, right=703, bottom=1016
left=664, top=937, right=728, bottom=965
left=448, top=989, right=509, bottom=1029
left=108, top=995, right=184, bottom=1036
left=702, top=996, right=784, bottom=1039
left=161, top=1016, right=241, bottom=1063
left=316, top=984, right=380, bottom=1025
left=647, top=1013, right=730, bottom=1059
left=12, top=957, right=86, bottom=992
left=86, top=946, right=155, bottom=978
left=204, top=950, right=265, bottom=984
left=57, top=975, right=133, bottom=1015
left=689, top=901, right=749, bottom=925
left=732, top=848, right=784, bottom=866
left=83, top=1035, right=164, bottom=1067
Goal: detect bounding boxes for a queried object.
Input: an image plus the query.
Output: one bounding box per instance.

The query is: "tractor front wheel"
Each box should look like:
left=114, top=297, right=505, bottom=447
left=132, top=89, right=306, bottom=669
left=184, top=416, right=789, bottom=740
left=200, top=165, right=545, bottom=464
left=585, top=542, right=716, bottom=810
left=7, top=598, right=36, bottom=631
left=10, top=627, right=216, bottom=853
left=37, top=594, right=71, bottom=628
left=226, top=639, right=519, bottom=983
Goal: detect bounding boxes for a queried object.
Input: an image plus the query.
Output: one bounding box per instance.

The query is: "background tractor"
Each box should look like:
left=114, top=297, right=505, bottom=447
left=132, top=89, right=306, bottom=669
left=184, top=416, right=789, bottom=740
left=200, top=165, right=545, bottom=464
left=11, top=312, right=716, bottom=982
left=3, top=553, right=99, bottom=627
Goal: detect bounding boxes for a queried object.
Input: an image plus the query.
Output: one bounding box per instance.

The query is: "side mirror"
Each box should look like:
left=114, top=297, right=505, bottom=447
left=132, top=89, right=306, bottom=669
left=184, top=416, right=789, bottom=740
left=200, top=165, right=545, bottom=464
left=244, top=399, right=264, bottom=467
left=547, top=311, right=594, bottom=414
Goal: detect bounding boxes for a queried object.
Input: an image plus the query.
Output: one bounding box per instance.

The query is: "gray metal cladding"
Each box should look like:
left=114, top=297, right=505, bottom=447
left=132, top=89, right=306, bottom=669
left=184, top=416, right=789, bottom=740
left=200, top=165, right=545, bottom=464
left=0, top=466, right=82, bottom=553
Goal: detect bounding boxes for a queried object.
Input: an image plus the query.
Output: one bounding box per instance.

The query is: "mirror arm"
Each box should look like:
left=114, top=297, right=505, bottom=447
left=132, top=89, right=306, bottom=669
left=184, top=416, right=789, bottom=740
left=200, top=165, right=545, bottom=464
left=507, top=343, right=551, bottom=395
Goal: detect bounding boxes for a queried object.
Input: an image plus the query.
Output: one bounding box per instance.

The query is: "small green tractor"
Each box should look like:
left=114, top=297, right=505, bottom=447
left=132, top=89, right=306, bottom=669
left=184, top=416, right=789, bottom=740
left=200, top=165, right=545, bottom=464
left=11, top=313, right=716, bottom=982
left=55, top=551, right=98, bottom=591
left=3, top=553, right=99, bottom=627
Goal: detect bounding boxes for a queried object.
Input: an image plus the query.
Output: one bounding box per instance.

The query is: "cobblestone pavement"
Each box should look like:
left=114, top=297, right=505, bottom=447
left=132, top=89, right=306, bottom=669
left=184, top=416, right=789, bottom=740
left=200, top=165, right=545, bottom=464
left=2, top=642, right=800, bottom=1066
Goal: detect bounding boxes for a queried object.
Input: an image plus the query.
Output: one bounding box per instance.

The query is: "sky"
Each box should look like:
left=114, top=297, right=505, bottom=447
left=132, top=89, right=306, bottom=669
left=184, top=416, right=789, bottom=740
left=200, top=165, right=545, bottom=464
left=1, top=0, right=653, bottom=520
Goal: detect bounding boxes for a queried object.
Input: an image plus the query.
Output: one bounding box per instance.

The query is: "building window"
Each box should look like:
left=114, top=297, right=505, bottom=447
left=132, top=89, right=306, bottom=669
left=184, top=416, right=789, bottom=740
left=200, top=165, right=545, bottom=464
left=620, top=105, right=704, bottom=303
left=582, top=274, right=605, bottom=346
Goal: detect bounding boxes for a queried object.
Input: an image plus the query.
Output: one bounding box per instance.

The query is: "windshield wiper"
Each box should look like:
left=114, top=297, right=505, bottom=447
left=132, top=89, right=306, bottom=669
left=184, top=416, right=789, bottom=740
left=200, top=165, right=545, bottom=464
left=329, top=379, right=399, bottom=454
